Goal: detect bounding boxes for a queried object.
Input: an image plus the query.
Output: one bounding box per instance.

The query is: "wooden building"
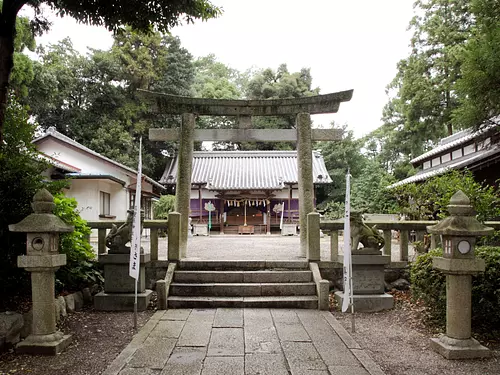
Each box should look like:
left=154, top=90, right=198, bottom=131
left=160, top=150, right=332, bottom=234
left=390, top=120, right=500, bottom=188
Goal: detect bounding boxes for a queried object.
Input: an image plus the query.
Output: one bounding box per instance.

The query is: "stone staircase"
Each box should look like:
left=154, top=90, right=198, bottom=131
left=167, top=260, right=319, bottom=309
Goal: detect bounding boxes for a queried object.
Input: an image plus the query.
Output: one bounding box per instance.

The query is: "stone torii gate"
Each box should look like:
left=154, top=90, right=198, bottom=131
left=143, top=90, right=353, bottom=258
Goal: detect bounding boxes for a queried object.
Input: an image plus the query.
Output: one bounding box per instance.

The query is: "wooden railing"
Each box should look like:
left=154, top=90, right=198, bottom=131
left=320, top=220, right=500, bottom=263
left=86, top=220, right=168, bottom=261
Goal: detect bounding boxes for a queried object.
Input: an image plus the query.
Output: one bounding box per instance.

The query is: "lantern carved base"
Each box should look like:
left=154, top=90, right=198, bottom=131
left=16, top=331, right=72, bottom=355
left=430, top=334, right=491, bottom=360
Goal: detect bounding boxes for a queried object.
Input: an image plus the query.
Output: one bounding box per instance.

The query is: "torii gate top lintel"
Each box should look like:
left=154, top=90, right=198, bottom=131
left=138, top=89, right=353, bottom=116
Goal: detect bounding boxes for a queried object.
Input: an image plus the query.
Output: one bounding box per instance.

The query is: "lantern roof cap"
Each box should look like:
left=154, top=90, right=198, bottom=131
left=9, top=189, right=74, bottom=233
left=427, top=191, right=493, bottom=236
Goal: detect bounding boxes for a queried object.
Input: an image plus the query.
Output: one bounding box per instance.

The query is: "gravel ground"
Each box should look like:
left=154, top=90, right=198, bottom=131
left=0, top=308, right=154, bottom=375
left=333, top=294, right=500, bottom=375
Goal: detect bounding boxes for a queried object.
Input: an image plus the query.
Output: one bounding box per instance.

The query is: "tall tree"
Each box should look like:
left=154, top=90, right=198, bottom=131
left=28, top=30, right=195, bottom=179
left=0, top=0, right=221, bottom=144
left=380, top=0, right=473, bottom=163
left=453, top=0, right=500, bottom=129
left=241, top=64, right=320, bottom=151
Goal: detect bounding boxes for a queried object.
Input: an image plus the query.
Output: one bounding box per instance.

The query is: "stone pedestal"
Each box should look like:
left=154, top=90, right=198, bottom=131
left=335, top=249, right=393, bottom=312
left=94, top=252, right=152, bottom=311
left=281, top=223, right=297, bottom=236
left=193, top=223, right=208, bottom=236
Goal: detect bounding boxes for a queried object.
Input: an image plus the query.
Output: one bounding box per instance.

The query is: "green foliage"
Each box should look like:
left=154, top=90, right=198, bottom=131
left=410, top=248, right=446, bottom=327
left=472, top=246, right=500, bottom=334
left=453, top=0, right=500, bottom=130
left=153, top=195, right=176, bottom=219
left=53, top=194, right=103, bottom=292
left=0, top=102, right=47, bottom=303
left=240, top=64, right=320, bottom=151
left=28, top=31, right=195, bottom=180
left=391, top=170, right=500, bottom=221
left=377, top=0, right=473, bottom=169
left=411, top=246, right=500, bottom=335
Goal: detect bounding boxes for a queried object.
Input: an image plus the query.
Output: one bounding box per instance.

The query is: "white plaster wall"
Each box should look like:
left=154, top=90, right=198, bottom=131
left=65, top=179, right=128, bottom=221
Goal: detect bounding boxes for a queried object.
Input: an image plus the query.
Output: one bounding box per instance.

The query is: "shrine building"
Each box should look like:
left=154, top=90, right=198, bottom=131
left=160, top=150, right=332, bottom=234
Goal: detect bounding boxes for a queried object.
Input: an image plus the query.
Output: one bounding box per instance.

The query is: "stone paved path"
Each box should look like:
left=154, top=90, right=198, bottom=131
left=103, top=308, right=385, bottom=375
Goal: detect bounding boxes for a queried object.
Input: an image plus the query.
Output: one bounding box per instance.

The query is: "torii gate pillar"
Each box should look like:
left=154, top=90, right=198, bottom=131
left=297, top=113, right=314, bottom=257
left=176, top=113, right=195, bottom=257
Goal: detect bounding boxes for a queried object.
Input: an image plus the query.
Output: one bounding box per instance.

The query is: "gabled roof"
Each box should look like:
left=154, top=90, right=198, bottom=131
left=33, top=127, right=163, bottom=190
left=160, top=150, right=332, bottom=190
left=411, top=117, right=500, bottom=164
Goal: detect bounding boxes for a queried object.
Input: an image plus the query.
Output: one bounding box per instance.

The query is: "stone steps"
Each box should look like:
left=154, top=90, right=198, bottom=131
left=167, top=295, right=318, bottom=309
left=173, top=270, right=313, bottom=283
left=170, top=282, right=316, bottom=296
left=167, top=260, right=319, bottom=309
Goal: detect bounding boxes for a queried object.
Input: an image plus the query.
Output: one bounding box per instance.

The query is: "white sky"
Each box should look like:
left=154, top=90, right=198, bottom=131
left=26, top=0, right=415, bottom=138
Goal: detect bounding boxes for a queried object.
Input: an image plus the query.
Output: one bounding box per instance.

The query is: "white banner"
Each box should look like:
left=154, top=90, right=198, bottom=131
left=129, top=138, right=142, bottom=280
left=280, top=202, right=284, bottom=229
left=342, top=170, right=352, bottom=313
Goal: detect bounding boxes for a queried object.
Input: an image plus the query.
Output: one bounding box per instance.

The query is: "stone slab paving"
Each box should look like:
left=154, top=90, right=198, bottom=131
left=103, top=308, right=385, bottom=375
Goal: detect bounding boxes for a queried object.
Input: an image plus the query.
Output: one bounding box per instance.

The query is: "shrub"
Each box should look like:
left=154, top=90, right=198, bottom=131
left=0, top=102, right=47, bottom=305
left=410, top=248, right=446, bottom=326
left=153, top=194, right=176, bottom=219
left=392, top=169, right=500, bottom=221
left=53, top=193, right=104, bottom=293
left=411, top=246, right=500, bottom=336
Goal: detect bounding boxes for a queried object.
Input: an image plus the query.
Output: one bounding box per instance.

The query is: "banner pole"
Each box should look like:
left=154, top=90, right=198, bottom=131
left=134, top=278, right=138, bottom=331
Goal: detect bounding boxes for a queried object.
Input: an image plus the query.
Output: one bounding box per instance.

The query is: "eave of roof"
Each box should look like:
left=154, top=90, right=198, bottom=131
left=34, top=127, right=164, bottom=190
left=389, top=145, right=500, bottom=188
left=66, top=173, right=126, bottom=186
left=411, top=117, right=500, bottom=164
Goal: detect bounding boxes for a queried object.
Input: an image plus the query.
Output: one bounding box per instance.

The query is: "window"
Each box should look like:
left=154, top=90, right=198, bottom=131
left=100, top=191, right=111, bottom=216
left=441, top=153, right=451, bottom=163
left=431, top=157, right=440, bottom=167
left=463, top=144, right=475, bottom=155
left=423, top=161, right=431, bottom=170
left=129, top=193, right=152, bottom=219
left=129, top=193, right=136, bottom=209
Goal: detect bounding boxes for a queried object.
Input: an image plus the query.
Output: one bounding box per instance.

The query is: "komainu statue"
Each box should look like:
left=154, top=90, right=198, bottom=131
left=350, top=212, right=385, bottom=251
left=106, top=210, right=134, bottom=252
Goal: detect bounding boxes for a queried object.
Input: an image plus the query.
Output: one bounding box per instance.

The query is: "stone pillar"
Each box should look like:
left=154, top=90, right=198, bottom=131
left=399, top=230, right=409, bottom=261
left=307, top=212, right=321, bottom=261
left=296, top=112, right=314, bottom=257
left=168, top=212, right=181, bottom=261
left=330, top=231, right=339, bottom=262
left=9, top=189, right=73, bottom=355
left=447, top=274, right=472, bottom=339
left=383, top=230, right=392, bottom=257
left=176, top=113, right=195, bottom=258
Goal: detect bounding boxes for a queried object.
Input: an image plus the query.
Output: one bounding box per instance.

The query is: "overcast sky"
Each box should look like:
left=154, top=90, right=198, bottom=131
left=27, top=0, right=415, bottom=138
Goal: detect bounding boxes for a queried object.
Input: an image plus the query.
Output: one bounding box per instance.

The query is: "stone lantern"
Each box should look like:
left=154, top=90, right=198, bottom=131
left=427, top=190, right=493, bottom=359
left=9, top=188, right=73, bottom=355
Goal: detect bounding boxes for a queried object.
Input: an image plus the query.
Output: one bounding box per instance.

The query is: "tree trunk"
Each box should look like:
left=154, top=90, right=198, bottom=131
left=0, top=18, right=16, bottom=145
